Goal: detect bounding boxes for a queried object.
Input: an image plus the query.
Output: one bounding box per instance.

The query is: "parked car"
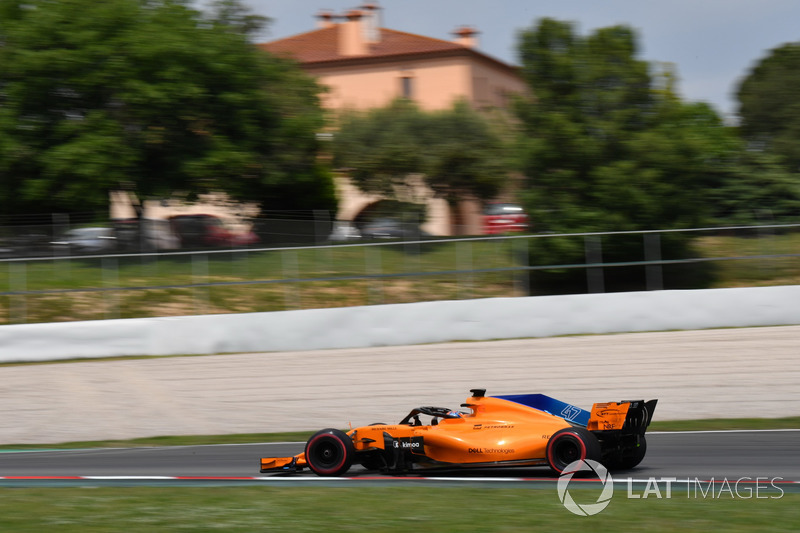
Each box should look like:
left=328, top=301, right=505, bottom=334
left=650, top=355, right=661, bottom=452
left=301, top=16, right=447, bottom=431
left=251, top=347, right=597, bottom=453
left=168, top=214, right=259, bottom=249
left=328, top=221, right=362, bottom=242
left=360, top=218, right=429, bottom=241
left=0, top=231, right=53, bottom=258
left=50, top=227, right=117, bottom=254
left=483, top=203, right=529, bottom=235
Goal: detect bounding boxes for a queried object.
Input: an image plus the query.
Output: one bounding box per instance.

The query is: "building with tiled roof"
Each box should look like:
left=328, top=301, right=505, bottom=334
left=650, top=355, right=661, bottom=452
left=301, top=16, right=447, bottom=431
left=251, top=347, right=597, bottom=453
left=259, top=4, right=527, bottom=235
left=259, top=4, right=527, bottom=111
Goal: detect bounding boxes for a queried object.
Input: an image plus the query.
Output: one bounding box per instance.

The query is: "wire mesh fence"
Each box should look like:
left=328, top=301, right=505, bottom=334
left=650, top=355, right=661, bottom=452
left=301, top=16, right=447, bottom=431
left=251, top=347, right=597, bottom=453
left=1, top=223, right=799, bottom=325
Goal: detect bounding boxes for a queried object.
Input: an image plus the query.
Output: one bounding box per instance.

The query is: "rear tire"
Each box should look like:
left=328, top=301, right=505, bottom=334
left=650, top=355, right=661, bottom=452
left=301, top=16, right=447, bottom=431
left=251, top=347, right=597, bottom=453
left=305, top=428, right=355, bottom=477
left=617, top=436, right=648, bottom=470
left=546, top=427, right=602, bottom=474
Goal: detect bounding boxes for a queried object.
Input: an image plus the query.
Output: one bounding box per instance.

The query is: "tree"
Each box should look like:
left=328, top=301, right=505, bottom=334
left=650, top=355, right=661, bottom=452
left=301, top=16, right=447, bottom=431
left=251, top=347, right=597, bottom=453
left=423, top=101, right=511, bottom=208
left=709, top=150, right=800, bottom=226
left=333, top=99, right=510, bottom=216
left=333, top=99, right=426, bottom=200
left=514, top=19, right=745, bottom=293
left=737, top=42, right=800, bottom=172
left=205, top=0, right=270, bottom=38
left=515, top=19, right=740, bottom=233
left=0, top=0, right=335, bottom=218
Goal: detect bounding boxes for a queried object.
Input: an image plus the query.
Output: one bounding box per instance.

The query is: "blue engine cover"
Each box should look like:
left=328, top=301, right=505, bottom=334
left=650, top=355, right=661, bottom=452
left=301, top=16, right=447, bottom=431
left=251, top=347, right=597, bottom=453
left=493, top=393, right=590, bottom=427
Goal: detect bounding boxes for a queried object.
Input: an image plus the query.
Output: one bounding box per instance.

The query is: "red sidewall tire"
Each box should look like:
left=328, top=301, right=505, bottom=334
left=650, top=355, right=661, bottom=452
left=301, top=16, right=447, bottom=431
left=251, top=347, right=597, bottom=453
left=546, top=427, right=600, bottom=474
left=305, top=429, right=355, bottom=477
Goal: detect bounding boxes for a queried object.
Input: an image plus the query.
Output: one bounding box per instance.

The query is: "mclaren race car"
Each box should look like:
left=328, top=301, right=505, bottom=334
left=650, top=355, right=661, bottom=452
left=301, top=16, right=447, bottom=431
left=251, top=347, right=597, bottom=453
left=260, top=389, right=657, bottom=476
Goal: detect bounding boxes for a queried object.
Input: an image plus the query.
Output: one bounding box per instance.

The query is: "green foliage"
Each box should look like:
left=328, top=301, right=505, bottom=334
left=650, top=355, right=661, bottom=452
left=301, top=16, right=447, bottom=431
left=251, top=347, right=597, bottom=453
left=737, top=42, right=800, bottom=172
left=515, top=18, right=741, bottom=235
left=333, top=99, right=510, bottom=208
left=731, top=43, right=800, bottom=225
left=710, top=150, right=800, bottom=225
left=0, top=0, right=335, bottom=216
left=423, top=101, right=510, bottom=205
left=205, top=0, right=270, bottom=38
left=513, top=18, right=757, bottom=293
left=333, top=99, right=425, bottom=198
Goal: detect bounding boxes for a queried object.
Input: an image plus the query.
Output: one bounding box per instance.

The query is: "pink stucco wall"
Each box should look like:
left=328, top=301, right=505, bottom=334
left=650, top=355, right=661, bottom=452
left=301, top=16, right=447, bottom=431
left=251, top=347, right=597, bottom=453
left=308, top=55, right=525, bottom=112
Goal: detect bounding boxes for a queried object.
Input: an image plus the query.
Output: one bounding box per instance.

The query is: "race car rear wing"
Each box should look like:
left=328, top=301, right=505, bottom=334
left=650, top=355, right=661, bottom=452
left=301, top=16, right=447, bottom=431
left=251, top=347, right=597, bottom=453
left=493, top=393, right=657, bottom=434
left=594, top=399, right=657, bottom=432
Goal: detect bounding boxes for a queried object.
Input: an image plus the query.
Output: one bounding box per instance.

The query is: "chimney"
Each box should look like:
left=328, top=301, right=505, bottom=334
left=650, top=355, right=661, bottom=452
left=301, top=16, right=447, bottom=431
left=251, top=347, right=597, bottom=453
left=360, top=2, right=381, bottom=44
left=316, top=10, right=334, bottom=29
left=339, top=9, right=367, bottom=56
left=453, top=26, right=479, bottom=48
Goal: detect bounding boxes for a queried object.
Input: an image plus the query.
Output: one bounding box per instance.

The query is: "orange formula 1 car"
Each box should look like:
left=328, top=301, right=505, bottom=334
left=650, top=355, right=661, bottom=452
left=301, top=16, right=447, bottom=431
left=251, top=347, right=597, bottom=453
left=260, top=389, right=657, bottom=476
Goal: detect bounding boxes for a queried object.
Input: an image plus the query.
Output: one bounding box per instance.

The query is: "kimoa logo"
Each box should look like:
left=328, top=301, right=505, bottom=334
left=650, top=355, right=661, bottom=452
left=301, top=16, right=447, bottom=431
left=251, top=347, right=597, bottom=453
left=393, top=440, right=421, bottom=448
left=556, top=459, right=614, bottom=516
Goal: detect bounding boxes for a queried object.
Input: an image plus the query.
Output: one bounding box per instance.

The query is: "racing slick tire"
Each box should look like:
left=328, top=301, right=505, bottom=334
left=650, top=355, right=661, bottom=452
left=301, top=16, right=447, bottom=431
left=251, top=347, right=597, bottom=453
left=546, top=427, right=602, bottom=474
left=305, top=428, right=355, bottom=477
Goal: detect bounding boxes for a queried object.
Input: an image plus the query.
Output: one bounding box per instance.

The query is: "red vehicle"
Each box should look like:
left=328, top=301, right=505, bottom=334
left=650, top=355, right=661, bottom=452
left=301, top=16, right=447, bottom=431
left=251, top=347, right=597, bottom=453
left=168, top=214, right=259, bottom=248
left=483, top=203, right=529, bottom=234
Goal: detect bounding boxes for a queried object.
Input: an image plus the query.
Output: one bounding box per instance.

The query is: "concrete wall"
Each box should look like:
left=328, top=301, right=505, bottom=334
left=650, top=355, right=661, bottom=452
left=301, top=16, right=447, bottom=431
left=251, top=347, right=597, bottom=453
left=2, top=285, right=799, bottom=364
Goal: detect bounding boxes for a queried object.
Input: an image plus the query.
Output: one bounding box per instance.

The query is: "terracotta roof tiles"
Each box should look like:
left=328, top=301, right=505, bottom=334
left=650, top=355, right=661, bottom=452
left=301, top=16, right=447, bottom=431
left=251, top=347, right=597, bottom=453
left=260, top=26, right=479, bottom=65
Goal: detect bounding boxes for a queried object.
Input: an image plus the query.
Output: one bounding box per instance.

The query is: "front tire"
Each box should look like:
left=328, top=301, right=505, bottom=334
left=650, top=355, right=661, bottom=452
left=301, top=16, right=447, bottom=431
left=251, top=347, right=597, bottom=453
left=546, top=427, right=602, bottom=474
left=305, top=428, right=355, bottom=477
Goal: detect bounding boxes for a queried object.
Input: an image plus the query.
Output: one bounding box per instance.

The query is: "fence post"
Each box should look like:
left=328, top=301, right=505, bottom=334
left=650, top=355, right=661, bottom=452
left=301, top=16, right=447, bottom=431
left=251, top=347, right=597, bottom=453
left=314, top=210, right=333, bottom=271
left=282, top=249, right=300, bottom=310
left=514, top=237, right=530, bottom=296
left=365, top=244, right=383, bottom=305
left=758, top=223, right=775, bottom=278
left=9, top=261, right=27, bottom=324
left=313, top=210, right=330, bottom=245
left=404, top=212, right=422, bottom=271
left=457, top=240, right=473, bottom=299
left=52, top=212, right=69, bottom=242
left=585, top=235, right=605, bottom=293
left=192, top=253, right=209, bottom=314
left=51, top=213, right=70, bottom=281
left=102, top=256, right=120, bottom=319
left=645, top=233, right=663, bottom=291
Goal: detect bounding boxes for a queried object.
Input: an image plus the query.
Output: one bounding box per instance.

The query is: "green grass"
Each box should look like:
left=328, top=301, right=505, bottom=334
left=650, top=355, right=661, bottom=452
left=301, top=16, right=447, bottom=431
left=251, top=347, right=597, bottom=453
left=0, top=487, right=796, bottom=532
left=0, top=239, right=525, bottom=323
left=3, top=232, right=800, bottom=324
left=1, top=417, right=797, bottom=451
left=697, top=232, right=800, bottom=287
left=0, top=432, right=316, bottom=450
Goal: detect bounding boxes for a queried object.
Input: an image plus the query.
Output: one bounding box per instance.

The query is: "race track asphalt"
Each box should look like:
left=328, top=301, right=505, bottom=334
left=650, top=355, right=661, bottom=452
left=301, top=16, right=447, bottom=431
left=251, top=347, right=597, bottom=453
left=1, top=431, right=799, bottom=485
